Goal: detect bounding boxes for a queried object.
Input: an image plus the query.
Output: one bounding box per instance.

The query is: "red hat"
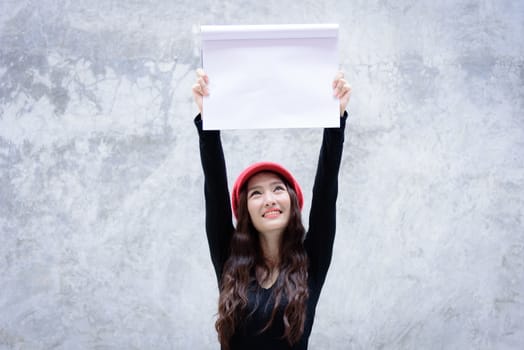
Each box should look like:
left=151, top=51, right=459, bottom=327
left=232, top=162, right=304, bottom=219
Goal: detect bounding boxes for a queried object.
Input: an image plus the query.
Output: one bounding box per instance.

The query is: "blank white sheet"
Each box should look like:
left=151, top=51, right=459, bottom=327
left=201, top=24, right=339, bottom=130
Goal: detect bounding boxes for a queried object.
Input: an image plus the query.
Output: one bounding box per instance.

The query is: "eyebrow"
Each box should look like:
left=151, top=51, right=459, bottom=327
left=247, top=181, right=285, bottom=192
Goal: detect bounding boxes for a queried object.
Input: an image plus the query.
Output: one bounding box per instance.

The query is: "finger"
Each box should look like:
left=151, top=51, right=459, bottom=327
left=341, top=83, right=351, bottom=94
left=333, top=78, right=346, bottom=91
left=339, top=84, right=352, bottom=99
left=333, top=79, right=347, bottom=97
left=336, top=83, right=352, bottom=99
left=192, top=82, right=209, bottom=97
left=332, top=71, right=344, bottom=88
left=197, top=77, right=207, bottom=88
left=197, top=77, right=209, bottom=95
left=196, top=68, right=209, bottom=83
left=192, top=83, right=203, bottom=95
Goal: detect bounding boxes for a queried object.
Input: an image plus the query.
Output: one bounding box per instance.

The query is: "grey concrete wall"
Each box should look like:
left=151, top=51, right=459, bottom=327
left=1, top=1, right=523, bottom=349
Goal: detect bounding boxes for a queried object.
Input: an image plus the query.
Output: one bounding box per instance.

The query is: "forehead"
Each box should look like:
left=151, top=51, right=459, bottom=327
left=246, top=171, right=284, bottom=188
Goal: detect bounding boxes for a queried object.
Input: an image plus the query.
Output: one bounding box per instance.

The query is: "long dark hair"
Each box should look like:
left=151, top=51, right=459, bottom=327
left=215, top=174, right=309, bottom=348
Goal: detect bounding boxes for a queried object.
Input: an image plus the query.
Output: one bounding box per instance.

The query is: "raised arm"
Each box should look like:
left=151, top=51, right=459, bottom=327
left=304, top=72, right=351, bottom=290
left=193, top=70, right=235, bottom=283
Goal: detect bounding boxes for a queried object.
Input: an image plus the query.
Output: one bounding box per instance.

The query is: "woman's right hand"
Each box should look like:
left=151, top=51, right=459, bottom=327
left=192, top=68, right=209, bottom=115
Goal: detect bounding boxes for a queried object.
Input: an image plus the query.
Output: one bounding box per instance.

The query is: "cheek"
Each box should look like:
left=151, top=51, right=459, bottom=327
left=247, top=199, right=259, bottom=219
left=282, top=194, right=291, bottom=209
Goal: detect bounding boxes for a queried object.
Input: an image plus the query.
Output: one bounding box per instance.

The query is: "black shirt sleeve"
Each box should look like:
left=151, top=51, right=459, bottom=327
left=194, top=114, right=235, bottom=283
left=304, top=111, right=348, bottom=291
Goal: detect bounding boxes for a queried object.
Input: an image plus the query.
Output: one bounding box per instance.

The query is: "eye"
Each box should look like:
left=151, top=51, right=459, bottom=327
left=249, top=190, right=261, bottom=198
left=274, top=185, right=286, bottom=192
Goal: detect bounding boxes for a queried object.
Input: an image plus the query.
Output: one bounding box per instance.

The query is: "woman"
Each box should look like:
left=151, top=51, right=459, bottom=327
left=192, top=69, right=351, bottom=349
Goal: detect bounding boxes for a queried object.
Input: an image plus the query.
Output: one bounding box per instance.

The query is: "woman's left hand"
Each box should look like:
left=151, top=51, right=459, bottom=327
left=333, top=71, right=352, bottom=116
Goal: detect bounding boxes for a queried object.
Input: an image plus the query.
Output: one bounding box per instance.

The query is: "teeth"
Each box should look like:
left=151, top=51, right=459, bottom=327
left=264, top=210, right=280, bottom=217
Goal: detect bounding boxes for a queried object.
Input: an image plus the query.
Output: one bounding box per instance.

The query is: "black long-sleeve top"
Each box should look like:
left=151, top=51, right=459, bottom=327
left=195, top=112, right=347, bottom=349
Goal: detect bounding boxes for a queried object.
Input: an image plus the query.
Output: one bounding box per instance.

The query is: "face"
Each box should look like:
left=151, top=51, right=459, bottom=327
left=246, top=172, right=291, bottom=237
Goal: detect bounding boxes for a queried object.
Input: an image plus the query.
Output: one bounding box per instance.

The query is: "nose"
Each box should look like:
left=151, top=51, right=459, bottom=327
left=263, top=192, right=276, bottom=206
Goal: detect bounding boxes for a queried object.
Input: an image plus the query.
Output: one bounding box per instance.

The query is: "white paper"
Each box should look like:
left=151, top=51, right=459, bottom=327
left=201, top=24, right=339, bottom=130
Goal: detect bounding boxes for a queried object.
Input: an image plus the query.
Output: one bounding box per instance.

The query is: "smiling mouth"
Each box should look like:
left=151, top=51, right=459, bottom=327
left=263, top=209, right=282, bottom=218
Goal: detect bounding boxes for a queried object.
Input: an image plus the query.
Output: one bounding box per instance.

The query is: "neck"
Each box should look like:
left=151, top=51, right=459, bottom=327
left=258, top=231, right=282, bottom=266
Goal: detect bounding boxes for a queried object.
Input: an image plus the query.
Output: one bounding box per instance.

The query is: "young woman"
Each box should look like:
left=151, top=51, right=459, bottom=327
left=192, top=69, right=351, bottom=349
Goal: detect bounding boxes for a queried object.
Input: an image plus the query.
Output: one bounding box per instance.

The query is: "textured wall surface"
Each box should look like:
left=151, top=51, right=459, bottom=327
left=1, top=1, right=523, bottom=349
